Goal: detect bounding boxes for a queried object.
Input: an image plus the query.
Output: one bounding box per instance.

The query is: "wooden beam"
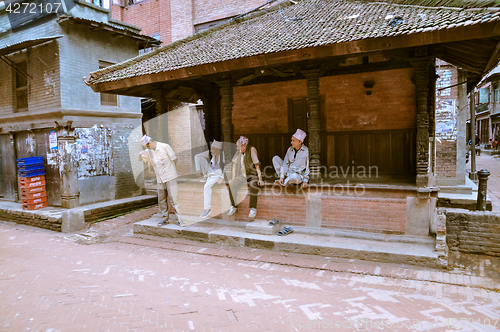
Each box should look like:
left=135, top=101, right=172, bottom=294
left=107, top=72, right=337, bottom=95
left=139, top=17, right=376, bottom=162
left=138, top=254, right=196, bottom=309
left=441, top=54, right=483, bottom=74
left=485, top=40, right=500, bottom=73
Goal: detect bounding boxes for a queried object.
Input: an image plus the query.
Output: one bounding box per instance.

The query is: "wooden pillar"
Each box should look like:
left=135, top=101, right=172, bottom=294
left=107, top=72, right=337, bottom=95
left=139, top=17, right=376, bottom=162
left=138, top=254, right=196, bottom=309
left=153, top=88, right=168, bottom=143
left=428, top=63, right=437, bottom=175
left=201, top=89, right=221, bottom=143
left=410, top=47, right=433, bottom=187
left=217, top=80, right=234, bottom=144
left=303, top=69, right=322, bottom=181
left=58, top=125, right=79, bottom=208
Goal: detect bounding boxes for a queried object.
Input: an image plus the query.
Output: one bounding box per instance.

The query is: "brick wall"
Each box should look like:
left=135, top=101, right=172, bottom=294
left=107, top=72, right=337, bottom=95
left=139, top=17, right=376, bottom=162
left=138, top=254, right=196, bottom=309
left=0, top=19, right=61, bottom=115
left=435, top=62, right=459, bottom=180
left=167, top=105, right=194, bottom=175
left=233, top=80, right=306, bottom=134
left=114, top=0, right=162, bottom=39
left=322, top=68, right=417, bottom=131
left=58, top=23, right=140, bottom=111
left=170, top=0, right=194, bottom=42
left=112, top=125, right=144, bottom=199
left=193, top=0, right=264, bottom=25
left=0, top=209, right=61, bottom=232
left=321, top=196, right=407, bottom=233
left=27, top=41, right=61, bottom=113
left=445, top=208, right=500, bottom=256
left=232, top=68, right=417, bottom=135
left=0, top=60, right=13, bottom=114
left=175, top=180, right=410, bottom=233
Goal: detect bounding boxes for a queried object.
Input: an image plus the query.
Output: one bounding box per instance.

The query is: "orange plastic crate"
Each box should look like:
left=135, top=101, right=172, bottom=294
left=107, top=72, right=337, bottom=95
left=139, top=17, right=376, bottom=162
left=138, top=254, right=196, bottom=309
left=20, top=180, right=46, bottom=189
left=19, top=175, right=45, bottom=183
left=20, top=185, right=46, bottom=194
left=21, top=191, right=47, bottom=200
left=22, top=196, right=47, bottom=206
left=22, top=202, right=48, bottom=210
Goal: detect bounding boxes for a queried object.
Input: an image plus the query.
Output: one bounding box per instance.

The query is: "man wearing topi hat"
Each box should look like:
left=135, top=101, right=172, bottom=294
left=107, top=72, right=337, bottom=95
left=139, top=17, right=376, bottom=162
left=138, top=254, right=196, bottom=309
left=138, top=135, right=185, bottom=227
left=199, top=140, right=225, bottom=218
left=272, top=129, right=310, bottom=188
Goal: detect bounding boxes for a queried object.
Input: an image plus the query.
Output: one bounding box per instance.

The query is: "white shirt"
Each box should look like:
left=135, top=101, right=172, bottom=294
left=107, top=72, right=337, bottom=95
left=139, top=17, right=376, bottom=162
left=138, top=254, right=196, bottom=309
left=140, top=142, right=178, bottom=183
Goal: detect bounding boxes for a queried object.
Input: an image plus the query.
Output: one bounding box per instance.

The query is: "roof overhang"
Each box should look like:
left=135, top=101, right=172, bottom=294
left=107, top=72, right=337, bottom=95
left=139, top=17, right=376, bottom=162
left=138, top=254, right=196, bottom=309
left=57, top=15, right=161, bottom=49
left=0, top=35, right=63, bottom=56
left=89, top=20, right=500, bottom=96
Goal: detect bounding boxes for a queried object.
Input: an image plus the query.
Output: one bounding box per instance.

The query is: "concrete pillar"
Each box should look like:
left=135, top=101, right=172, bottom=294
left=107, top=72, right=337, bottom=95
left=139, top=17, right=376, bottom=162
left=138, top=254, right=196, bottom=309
left=58, top=131, right=80, bottom=209
left=302, top=69, right=322, bottom=182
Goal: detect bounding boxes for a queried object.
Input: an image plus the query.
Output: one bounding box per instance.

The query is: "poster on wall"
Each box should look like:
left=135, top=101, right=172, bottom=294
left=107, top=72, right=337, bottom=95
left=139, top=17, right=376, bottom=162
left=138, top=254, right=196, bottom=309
left=49, top=130, right=57, bottom=150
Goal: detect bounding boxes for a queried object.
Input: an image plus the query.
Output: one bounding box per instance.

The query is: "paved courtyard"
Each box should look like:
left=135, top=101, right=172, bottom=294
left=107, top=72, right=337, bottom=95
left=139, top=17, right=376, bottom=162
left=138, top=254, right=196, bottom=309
left=475, top=154, right=500, bottom=212
left=1, top=210, right=500, bottom=332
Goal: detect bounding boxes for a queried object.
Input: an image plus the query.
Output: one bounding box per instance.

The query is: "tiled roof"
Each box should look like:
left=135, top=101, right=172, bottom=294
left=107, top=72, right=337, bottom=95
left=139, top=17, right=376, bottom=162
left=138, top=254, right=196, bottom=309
left=88, top=0, right=500, bottom=84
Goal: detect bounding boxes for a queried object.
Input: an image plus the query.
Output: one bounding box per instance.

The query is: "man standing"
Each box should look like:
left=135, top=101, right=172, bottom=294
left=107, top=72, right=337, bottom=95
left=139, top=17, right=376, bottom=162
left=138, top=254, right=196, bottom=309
left=138, top=135, right=185, bottom=227
left=199, top=140, right=225, bottom=218
left=228, top=136, right=264, bottom=219
left=272, top=129, right=309, bottom=188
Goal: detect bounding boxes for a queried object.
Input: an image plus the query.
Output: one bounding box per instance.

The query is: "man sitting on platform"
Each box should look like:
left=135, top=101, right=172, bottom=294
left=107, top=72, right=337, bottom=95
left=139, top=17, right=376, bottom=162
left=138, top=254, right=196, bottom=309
left=227, top=136, right=264, bottom=219
left=272, top=129, right=309, bottom=188
left=199, top=140, right=225, bottom=218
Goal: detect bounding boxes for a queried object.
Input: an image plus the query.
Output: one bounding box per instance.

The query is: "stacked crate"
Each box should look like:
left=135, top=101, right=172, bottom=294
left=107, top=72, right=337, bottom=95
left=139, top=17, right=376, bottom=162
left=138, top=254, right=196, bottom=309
left=17, top=156, right=48, bottom=210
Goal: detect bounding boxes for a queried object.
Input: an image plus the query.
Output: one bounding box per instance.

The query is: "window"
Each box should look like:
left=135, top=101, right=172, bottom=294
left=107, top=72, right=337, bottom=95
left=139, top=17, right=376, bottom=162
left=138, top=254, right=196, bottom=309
left=84, top=0, right=110, bottom=9
left=15, top=61, right=28, bottom=111
left=99, top=61, right=118, bottom=106
left=479, top=87, right=490, bottom=104
left=139, top=34, right=160, bottom=55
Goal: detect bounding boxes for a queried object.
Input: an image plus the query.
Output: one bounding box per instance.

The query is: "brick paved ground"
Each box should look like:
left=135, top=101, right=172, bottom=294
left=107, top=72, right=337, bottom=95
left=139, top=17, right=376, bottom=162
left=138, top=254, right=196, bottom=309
left=475, top=154, right=500, bottom=212
left=1, top=208, right=500, bottom=332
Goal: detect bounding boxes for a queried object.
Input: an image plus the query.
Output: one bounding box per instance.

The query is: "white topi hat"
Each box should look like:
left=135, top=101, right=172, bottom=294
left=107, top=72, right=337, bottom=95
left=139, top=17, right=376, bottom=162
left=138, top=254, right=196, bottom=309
left=211, top=140, right=222, bottom=149
left=292, top=129, right=307, bottom=142
left=139, top=135, right=151, bottom=146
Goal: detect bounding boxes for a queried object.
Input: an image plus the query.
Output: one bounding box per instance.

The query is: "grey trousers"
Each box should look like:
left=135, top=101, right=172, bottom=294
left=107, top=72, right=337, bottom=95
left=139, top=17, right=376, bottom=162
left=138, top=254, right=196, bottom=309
left=158, top=179, right=180, bottom=219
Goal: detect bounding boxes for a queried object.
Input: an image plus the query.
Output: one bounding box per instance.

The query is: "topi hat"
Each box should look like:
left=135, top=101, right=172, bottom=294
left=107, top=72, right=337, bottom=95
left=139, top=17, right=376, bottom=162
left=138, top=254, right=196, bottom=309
left=211, top=140, right=222, bottom=149
left=139, top=135, right=151, bottom=146
left=236, top=136, right=249, bottom=146
left=292, top=129, right=306, bottom=142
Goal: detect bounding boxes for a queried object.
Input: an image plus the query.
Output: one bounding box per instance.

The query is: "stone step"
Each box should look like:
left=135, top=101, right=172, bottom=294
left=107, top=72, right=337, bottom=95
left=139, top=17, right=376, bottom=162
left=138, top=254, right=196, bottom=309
left=134, top=216, right=442, bottom=268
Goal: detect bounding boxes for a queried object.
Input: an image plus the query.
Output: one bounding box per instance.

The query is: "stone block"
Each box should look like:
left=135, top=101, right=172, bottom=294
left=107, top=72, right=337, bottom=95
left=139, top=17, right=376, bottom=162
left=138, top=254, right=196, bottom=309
left=61, top=208, right=85, bottom=233
left=246, top=219, right=280, bottom=235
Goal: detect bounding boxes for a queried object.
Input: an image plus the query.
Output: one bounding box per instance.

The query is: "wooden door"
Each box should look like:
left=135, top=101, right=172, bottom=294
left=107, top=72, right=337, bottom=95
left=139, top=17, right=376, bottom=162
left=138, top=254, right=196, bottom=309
left=0, top=135, right=17, bottom=201
left=35, top=130, right=61, bottom=206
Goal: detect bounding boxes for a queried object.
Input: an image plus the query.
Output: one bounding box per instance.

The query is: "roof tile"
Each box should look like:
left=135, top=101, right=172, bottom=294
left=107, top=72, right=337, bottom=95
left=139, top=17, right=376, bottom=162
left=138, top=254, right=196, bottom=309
left=89, top=0, right=500, bottom=84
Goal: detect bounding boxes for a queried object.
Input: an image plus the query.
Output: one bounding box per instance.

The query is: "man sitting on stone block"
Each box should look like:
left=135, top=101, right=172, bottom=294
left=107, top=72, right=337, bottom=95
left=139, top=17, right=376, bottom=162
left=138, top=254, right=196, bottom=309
left=194, top=150, right=210, bottom=179
left=272, top=129, right=309, bottom=188
left=227, top=136, right=265, bottom=219
left=199, top=140, right=225, bottom=218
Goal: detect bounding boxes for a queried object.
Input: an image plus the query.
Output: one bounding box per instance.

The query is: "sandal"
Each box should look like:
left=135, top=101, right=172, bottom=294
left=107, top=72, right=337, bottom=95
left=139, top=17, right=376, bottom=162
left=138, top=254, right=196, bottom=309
left=269, top=218, right=281, bottom=226
left=277, top=226, right=293, bottom=236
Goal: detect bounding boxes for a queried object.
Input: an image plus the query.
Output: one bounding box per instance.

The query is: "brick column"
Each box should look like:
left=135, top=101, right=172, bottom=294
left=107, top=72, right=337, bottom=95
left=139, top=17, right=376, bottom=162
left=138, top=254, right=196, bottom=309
left=410, top=47, right=433, bottom=187
left=58, top=128, right=79, bottom=208
left=303, top=69, right=322, bottom=182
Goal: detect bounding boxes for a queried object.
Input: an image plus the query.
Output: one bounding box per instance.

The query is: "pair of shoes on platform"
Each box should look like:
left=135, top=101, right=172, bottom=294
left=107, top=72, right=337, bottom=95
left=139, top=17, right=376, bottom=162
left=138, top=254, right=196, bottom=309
left=200, top=209, right=211, bottom=218
left=176, top=213, right=187, bottom=227
left=228, top=206, right=237, bottom=216
left=157, top=218, right=168, bottom=227
left=248, top=208, right=257, bottom=218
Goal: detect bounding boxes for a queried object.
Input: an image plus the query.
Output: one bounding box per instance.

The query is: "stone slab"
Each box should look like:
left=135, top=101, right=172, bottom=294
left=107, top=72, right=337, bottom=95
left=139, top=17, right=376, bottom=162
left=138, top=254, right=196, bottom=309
left=246, top=219, right=280, bottom=235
